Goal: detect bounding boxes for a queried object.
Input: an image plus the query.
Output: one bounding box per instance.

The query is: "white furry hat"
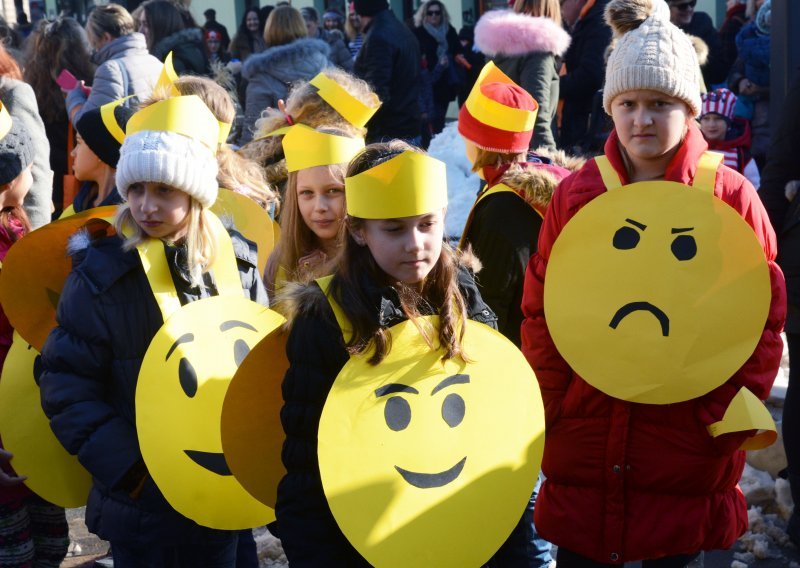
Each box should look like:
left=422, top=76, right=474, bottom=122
left=116, top=129, right=219, bottom=208
left=603, top=0, right=702, bottom=117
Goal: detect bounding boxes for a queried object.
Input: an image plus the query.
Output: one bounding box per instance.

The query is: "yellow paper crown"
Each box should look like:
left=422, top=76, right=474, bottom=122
left=126, top=95, right=220, bottom=150
left=345, top=151, right=447, bottom=219
left=310, top=72, right=381, bottom=129
left=0, top=102, right=11, bottom=140
left=155, top=52, right=232, bottom=146
left=464, top=62, right=537, bottom=133
left=100, top=96, right=133, bottom=144
left=274, top=124, right=365, bottom=172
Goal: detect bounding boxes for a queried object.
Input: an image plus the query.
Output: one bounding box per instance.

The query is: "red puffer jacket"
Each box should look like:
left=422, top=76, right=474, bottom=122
left=520, top=124, right=786, bottom=564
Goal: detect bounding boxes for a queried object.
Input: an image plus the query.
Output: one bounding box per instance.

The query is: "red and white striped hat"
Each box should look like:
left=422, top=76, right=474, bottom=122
left=701, top=88, right=737, bottom=121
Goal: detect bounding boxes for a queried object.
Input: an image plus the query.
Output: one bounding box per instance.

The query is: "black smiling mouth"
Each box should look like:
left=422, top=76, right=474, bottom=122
left=184, top=450, right=232, bottom=476
left=395, top=457, right=467, bottom=488
left=609, top=302, right=670, bottom=337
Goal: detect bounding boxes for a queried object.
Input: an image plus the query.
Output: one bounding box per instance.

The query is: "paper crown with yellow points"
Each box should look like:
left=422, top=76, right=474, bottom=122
left=345, top=151, right=447, bottom=219
left=126, top=94, right=220, bottom=150
left=458, top=61, right=539, bottom=153
left=264, top=124, right=365, bottom=172
left=155, top=52, right=233, bottom=145
left=309, top=71, right=381, bottom=129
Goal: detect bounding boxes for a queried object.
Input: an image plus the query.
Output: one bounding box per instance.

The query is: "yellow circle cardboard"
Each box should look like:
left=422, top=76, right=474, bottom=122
left=211, top=189, right=276, bottom=275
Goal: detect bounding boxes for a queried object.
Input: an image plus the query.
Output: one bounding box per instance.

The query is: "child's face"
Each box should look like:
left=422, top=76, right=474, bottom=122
left=611, top=90, right=690, bottom=164
left=72, top=133, right=104, bottom=182
left=699, top=113, right=727, bottom=141
left=0, top=164, right=32, bottom=208
left=296, top=165, right=345, bottom=245
left=355, top=209, right=446, bottom=286
left=127, top=182, right=192, bottom=241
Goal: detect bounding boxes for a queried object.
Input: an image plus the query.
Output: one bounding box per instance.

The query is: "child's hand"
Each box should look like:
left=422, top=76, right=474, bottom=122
left=0, top=449, right=27, bottom=487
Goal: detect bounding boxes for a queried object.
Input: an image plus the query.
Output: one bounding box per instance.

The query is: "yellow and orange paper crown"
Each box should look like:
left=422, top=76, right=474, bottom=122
left=345, top=151, right=447, bottom=219
left=310, top=71, right=381, bottom=129
left=126, top=95, right=220, bottom=150
left=261, top=124, right=365, bottom=172
left=458, top=62, right=539, bottom=153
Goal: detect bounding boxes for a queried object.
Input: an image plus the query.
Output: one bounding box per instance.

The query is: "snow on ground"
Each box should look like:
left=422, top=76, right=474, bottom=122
left=426, top=122, right=481, bottom=239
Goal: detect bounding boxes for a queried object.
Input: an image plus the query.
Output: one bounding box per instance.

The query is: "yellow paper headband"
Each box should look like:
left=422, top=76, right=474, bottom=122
left=345, top=151, right=447, bottom=219
left=310, top=72, right=381, bottom=129
left=464, top=62, right=537, bottom=133
left=126, top=95, right=220, bottom=150
left=100, top=96, right=133, bottom=144
left=279, top=124, right=364, bottom=172
left=155, top=52, right=231, bottom=146
left=0, top=102, right=12, bottom=140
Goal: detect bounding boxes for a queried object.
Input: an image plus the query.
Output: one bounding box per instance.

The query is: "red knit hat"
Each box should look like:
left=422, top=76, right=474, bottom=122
left=458, top=62, right=538, bottom=153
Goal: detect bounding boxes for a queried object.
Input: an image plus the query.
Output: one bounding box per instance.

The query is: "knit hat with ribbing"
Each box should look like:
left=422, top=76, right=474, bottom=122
left=75, top=104, right=135, bottom=168
left=603, top=0, right=702, bottom=117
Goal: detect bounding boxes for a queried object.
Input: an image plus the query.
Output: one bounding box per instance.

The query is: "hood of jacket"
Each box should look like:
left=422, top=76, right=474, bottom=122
left=242, top=38, right=330, bottom=83
left=475, top=10, right=571, bottom=57
left=93, top=32, right=149, bottom=65
left=500, top=148, right=586, bottom=209
left=152, top=28, right=204, bottom=60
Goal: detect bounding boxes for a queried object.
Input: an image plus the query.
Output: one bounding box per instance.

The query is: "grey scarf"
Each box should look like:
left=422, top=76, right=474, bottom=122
left=423, top=20, right=449, bottom=60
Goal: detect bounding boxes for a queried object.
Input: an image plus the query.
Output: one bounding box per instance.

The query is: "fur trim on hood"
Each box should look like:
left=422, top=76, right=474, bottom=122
left=501, top=148, right=586, bottom=209
left=242, top=38, right=330, bottom=83
left=475, top=10, right=571, bottom=57
left=688, top=34, right=709, bottom=66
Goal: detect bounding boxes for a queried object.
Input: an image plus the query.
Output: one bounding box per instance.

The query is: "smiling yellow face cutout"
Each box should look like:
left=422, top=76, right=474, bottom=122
left=318, top=317, right=544, bottom=567
left=544, top=158, right=770, bottom=404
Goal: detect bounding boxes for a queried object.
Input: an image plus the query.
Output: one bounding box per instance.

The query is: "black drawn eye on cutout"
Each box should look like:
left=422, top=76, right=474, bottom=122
left=179, top=358, right=198, bottom=398
left=441, top=393, right=465, bottom=427
left=671, top=235, right=697, bottom=261
left=613, top=226, right=640, bottom=250
left=384, top=396, right=411, bottom=431
left=233, top=339, right=250, bottom=367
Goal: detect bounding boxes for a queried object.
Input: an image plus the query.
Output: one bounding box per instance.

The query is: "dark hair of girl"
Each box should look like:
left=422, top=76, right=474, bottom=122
left=141, top=0, right=188, bottom=51
left=328, top=141, right=468, bottom=365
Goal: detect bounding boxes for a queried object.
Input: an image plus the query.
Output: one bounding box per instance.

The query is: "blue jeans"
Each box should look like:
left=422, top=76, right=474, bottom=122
left=111, top=533, right=238, bottom=568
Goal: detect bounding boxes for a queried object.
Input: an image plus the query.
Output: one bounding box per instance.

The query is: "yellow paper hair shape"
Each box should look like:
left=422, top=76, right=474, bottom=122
left=310, top=72, right=381, bottom=129
left=0, top=102, right=12, bottom=140
left=346, top=151, right=448, bottom=219
left=281, top=124, right=364, bottom=172
left=464, top=62, right=537, bottom=133
left=126, top=95, right=220, bottom=150
left=100, top=96, right=133, bottom=144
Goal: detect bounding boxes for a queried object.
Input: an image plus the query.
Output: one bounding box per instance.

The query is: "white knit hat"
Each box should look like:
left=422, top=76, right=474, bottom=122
left=603, top=0, right=702, bottom=117
left=116, top=129, right=219, bottom=208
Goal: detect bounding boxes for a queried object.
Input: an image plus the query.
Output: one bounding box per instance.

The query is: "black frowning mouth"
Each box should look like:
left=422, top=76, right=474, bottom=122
left=609, top=302, right=670, bottom=336
left=395, top=457, right=466, bottom=488
left=184, top=450, right=232, bottom=476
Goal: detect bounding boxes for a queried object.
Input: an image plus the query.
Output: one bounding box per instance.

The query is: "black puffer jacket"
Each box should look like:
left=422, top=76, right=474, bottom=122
left=276, top=263, right=497, bottom=566
left=40, top=228, right=267, bottom=546
left=151, top=28, right=210, bottom=77
left=414, top=23, right=463, bottom=104
left=353, top=8, right=421, bottom=142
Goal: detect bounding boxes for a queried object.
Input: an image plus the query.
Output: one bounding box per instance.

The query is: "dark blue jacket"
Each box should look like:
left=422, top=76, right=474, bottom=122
left=39, top=228, right=267, bottom=546
left=276, top=262, right=496, bottom=566
left=735, top=22, right=770, bottom=88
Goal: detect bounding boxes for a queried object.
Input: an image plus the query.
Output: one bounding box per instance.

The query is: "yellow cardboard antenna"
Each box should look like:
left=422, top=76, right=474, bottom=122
left=464, top=62, right=537, bottom=133
left=155, top=52, right=232, bottom=146
left=100, top=96, right=134, bottom=144
left=126, top=95, right=220, bottom=150
left=0, top=102, right=12, bottom=140
left=346, top=151, right=447, bottom=219
left=309, top=71, right=381, bottom=129
left=279, top=124, right=364, bottom=172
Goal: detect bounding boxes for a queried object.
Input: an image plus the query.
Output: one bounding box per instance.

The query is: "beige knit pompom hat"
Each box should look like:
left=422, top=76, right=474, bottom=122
left=603, top=0, right=702, bottom=117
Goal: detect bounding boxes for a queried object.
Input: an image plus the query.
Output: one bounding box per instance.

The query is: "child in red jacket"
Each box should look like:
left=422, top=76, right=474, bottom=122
left=520, top=0, right=785, bottom=565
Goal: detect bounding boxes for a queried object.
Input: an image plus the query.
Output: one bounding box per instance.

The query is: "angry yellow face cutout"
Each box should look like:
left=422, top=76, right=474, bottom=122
left=136, top=295, right=281, bottom=529
left=545, top=180, right=770, bottom=404
left=318, top=317, right=544, bottom=567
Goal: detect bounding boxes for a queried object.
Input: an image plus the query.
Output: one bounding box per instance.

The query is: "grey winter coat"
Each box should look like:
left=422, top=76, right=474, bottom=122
left=67, top=33, right=162, bottom=124
left=0, top=77, right=53, bottom=228
left=318, top=29, right=353, bottom=71
left=474, top=10, right=571, bottom=152
left=238, top=38, right=330, bottom=145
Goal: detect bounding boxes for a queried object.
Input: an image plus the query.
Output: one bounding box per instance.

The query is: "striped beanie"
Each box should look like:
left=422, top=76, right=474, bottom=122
left=700, top=88, right=737, bottom=122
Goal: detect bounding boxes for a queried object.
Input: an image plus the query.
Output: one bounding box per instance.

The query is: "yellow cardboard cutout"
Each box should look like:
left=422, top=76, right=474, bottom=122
left=309, top=71, right=381, bottom=128
left=126, top=95, right=220, bottom=151
left=100, top=96, right=132, bottom=144
left=345, top=151, right=448, bottom=219
left=221, top=320, right=288, bottom=507
left=0, top=333, right=91, bottom=507
left=544, top=181, right=771, bottom=404
left=0, top=101, right=12, bottom=140
left=319, top=317, right=545, bottom=567
left=211, top=189, right=276, bottom=275
left=0, top=206, right=117, bottom=350
left=280, top=124, right=365, bottom=173
left=464, top=62, right=537, bottom=133
left=136, top=295, right=279, bottom=529
left=708, top=387, right=777, bottom=450
left=155, top=52, right=181, bottom=97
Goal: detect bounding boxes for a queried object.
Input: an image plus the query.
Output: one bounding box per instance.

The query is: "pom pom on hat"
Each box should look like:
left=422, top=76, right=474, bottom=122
left=603, top=0, right=702, bottom=117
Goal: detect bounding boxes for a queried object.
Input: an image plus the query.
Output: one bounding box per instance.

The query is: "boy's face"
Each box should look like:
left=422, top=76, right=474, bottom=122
left=699, top=113, right=728, bottom=142
left=611, top=90, right=690, bottom=165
